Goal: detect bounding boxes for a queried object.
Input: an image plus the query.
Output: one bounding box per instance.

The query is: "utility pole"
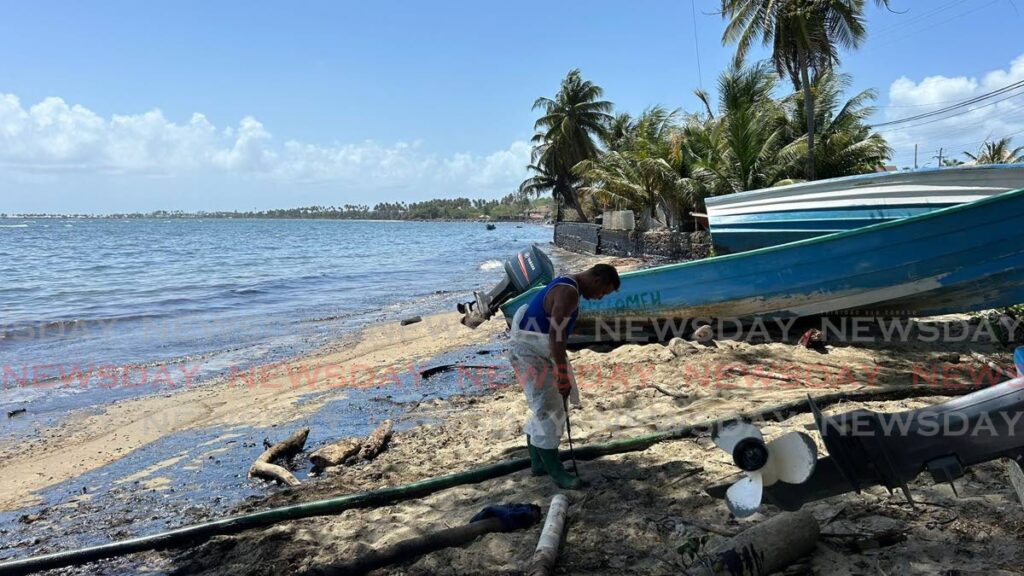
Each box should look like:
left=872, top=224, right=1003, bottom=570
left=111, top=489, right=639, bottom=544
left=934, top=147, right=944, bottom=167
left=914, top=144, right=918, bottom=169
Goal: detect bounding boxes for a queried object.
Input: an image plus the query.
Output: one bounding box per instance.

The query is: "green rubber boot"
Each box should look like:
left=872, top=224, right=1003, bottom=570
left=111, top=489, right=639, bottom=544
left=526, top=435, right=546, bottom=476
left=536, top=447, right=584, bottom=490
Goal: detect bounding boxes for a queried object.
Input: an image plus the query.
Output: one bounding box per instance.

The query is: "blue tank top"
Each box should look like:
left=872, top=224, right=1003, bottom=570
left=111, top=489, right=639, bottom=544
left=518, top=276, right=579, bottom=335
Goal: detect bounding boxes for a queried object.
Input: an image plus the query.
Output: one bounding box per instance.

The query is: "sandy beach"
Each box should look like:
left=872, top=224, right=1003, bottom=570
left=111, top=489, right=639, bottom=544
left=161, top=316, right=1021, bottom=576
left=3, top=283, right=1021, bottom=575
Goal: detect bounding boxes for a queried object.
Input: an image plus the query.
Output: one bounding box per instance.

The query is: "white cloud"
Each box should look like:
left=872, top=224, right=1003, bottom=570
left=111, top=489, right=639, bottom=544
left=0, top=92, right=531, bottom=200
left=880, top=54, right=1024, bottom=166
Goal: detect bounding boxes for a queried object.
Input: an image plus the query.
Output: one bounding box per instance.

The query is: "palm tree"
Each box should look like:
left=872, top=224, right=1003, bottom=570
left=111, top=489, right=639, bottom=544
left=720, top=0, right=891, bottom=181
left=574, top=152, right=685, bottom=227
left=778, top=72, right=891, bottom=179
left=525, top=69, right=613, bottom=221
left=602, top=112, right=634, bottom=152
left=675, top=62, right=787, bottom=197
left=963, top=137, right=1024, bottom=165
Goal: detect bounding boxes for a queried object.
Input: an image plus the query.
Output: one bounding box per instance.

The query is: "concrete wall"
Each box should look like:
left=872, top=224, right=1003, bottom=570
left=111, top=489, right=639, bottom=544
left=554, top=223, right=711, bottom=261
left=554, top=222, right=600, bottom=254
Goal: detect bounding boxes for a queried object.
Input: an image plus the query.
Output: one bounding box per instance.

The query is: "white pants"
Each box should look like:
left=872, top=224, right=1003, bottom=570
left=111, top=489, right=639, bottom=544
left=509, top=306, right=580, bottom=450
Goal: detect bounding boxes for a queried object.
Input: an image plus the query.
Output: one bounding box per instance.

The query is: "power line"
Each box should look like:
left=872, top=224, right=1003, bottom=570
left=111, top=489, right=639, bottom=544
left=868, top=0, right=1001, bottom=50
left=872, top=0, right=971, bottom=36
left=871, top=79, right=1024, bottom=128
left=875, top=89, right=1024, bottom=132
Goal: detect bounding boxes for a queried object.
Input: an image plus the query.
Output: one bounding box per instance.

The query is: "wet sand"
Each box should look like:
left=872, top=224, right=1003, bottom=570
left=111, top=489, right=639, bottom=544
left=0, top=312, right=508, bottom=512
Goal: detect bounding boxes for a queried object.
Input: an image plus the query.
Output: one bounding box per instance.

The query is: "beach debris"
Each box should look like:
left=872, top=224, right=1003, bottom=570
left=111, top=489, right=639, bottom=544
left=725, top=367, right=813, bottom=388
left=526, top=494, right=570, bottom=576
left=249, top=427, right=309, bottom=487
left=692, top=325, right=714, bottom=344
left=302, top=503, right=541, bottom=576
left=7, top=408, right=27, bottom=418
left=309, top=439, right=362, bottom=473
left=684, top=510, right=819, bottom=576
left=970, top=350, right=1017, bottom=380
left=400, top=315, right=422, bottom=326
left=650, top=383, right=690, bottom=399
left=711, top=422, right=817, bottom=518
left=419, top=363, right=500, bottom=379
left=667, top=337, right=699, bottom=356
left=358, top=419, right=393, bottom=461
left=797, top=328, right=826, bottom=353
left=308, top=419, right=394, bottom=473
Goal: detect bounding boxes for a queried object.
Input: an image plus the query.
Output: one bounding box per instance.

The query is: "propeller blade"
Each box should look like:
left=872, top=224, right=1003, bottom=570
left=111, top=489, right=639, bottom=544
left=725, top=472, right=763, bottom=518
left=765, top=431, right=818, bottom=486
left=713, top=421, right=762, bottom=453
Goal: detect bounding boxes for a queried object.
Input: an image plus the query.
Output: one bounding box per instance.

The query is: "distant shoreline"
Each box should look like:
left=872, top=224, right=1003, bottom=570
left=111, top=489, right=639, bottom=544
left=1, top=215, right=552, bottom=224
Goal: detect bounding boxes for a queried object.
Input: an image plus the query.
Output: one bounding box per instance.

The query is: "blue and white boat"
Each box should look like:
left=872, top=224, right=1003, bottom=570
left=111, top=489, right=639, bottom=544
left=501, top=187, right=1024, bottom=338
left=705, top=164, right=1024, bottom=254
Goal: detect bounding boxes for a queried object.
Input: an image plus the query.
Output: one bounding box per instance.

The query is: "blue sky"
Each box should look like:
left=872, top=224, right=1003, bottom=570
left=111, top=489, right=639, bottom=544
left=2, top=0, right=1023, bottom=213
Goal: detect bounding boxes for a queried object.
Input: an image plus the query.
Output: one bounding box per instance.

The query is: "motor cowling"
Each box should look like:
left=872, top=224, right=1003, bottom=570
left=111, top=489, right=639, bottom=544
left=458, top=245, right=554, bottom=328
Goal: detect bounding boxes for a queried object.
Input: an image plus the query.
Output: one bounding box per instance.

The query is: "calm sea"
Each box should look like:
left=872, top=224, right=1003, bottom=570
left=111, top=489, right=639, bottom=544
left=0, top=218, right=555, bottom=424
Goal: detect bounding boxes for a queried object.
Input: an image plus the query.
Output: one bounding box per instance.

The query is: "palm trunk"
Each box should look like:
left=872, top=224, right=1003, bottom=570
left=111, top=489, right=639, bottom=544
left=556, top=175, right=588, bottom=223
left=798, top=46, right=816, bottom=181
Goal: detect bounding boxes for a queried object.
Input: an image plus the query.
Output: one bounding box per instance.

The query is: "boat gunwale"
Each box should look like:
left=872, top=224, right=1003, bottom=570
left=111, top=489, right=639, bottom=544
left=703, top=163, right=1024, bottom=208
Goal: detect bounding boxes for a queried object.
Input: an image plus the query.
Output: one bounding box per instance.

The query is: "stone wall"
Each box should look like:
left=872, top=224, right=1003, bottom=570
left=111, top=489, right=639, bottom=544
left=553, top=223, right=711, bottom=261
left=553, top=222, right=600, bottom=254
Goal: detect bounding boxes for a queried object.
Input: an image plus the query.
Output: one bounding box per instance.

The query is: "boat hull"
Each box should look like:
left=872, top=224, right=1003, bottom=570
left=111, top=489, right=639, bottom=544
left=705, top=164, right=1024, bottom=253
left=501, top=188, right=1024, bottom=340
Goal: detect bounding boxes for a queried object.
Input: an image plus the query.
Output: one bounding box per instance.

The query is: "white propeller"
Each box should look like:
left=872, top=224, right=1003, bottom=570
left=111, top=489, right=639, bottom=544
left=713, top=422, right=818, bottom=518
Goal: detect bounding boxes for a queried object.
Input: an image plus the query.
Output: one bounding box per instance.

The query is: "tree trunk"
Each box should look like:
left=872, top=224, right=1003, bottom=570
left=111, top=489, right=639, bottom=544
left=799, top=46, right=816, bottom=182
left=556, top=176, right=588, bottom=223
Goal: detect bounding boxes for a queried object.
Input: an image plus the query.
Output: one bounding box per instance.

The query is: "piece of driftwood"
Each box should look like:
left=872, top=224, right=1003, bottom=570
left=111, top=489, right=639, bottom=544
left=249, top=427, right=309, bottom=486
left=969, top=351, right=1017, bottom=380
left=651, top=383, right=690, bottom=399
left=309, top=439, right=362, bottom=472
left=7, top=408, right=26, bottom=418
left=400, top=316, right=422, bottom=326
left=526, top=494, right=569, bottom=576
left=359, top=419, right=393, bottom=461
left=725, top=367, right=813, bottom=388
left=687, top=510, right=819, bottom=576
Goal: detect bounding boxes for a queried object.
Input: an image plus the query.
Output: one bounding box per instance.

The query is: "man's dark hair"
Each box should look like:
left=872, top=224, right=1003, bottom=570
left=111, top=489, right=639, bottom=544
left=589, top=263, right=621, bottom=290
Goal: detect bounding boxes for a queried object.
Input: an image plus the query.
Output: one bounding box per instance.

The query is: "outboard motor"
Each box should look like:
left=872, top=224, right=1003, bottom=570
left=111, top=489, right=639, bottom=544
left=458, top=245, right=554, bottom=328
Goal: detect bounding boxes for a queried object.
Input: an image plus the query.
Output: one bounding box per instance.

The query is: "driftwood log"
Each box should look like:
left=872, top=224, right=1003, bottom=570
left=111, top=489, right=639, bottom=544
left=309, top=439, right=361, bottom=472
left=359, top=419, right=393, bottom=461
left=249, top=427, right=309, bottom=486
left=687, top=510, right=819, bottom=576
left=725, top=367, right=814, bottom=388
left=526, top=494, right=570, bottom=576
left=307, top=419, right=393, bottom=473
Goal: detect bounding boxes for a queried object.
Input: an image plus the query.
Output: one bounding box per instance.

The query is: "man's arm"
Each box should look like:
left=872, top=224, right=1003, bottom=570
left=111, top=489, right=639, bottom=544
left=546, top=285, right=579, bottom=398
